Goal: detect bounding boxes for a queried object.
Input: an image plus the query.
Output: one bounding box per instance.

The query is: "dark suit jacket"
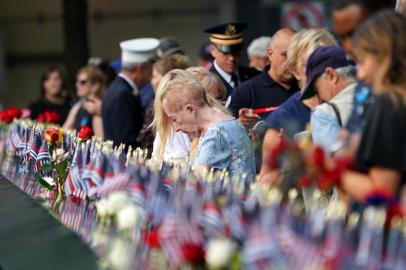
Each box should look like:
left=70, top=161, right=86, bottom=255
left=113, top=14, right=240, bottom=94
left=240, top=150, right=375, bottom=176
left=210, top=64, right=260, bottom=100
left=102, top=76, right=144, bottom=148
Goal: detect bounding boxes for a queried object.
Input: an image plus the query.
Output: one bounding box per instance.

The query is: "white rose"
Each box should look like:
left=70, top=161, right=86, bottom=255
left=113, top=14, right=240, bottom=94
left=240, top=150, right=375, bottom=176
left=43, top=176, right=56, bottom=186
left=106, top=191, right=130, bottom=215
left=95, top=198, right=109, bottom=218
left=91, top=226, right=109, bottom=246
left=206, top=239, right=235, bottom=268
left=56, top=148, right=66, bottom=157
left=116, top=204, right=142, bottom=231
left=107, top=238, right=132, bottom=270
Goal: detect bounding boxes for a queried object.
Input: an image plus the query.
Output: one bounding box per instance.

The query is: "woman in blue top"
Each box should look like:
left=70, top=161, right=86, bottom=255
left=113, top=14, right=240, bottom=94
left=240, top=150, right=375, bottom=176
left=156, top=69, right=256, bottom=182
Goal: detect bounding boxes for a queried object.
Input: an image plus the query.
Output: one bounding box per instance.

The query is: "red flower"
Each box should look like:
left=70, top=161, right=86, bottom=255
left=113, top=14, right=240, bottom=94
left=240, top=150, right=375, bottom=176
left=44, top=128, right=63, bottom=145
left=37, top=111, right=62, bottom=124
left=315, top=157, right=353, bottom=191
left=78, top=126, right=94, bottom=141
left=0, top=107, right=22, bottom=123
left=268, top=137, right=289, bottom=169
left=313, top=146, right=325, bottom=171
left=181, top=243, right=205, bottom=265
left=386, top=203, right=404, bottom=229
left=37, top=113, right=46, bottom=123
left=298, top=175, right=313, bottom=189
left=142, top=228, right=160, bottom=248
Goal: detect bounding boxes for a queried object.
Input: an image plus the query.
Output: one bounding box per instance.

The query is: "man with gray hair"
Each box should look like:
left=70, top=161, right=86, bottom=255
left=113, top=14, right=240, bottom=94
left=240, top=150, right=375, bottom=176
left=102, top=38, right=159, bottom=148
left=300, top=45, right=357, bottom=153
left=247, top=36, right=272, bottom=71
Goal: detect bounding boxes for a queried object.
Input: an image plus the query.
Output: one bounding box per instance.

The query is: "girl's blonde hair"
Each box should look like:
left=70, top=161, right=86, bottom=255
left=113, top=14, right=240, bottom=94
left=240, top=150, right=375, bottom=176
left=352, top=10, right=406, bottom=105
left=186, top=66, right=227, bottom=100
left=286, top=28, right=338, bottom=75
left=154, top=54, right=192, bottom=76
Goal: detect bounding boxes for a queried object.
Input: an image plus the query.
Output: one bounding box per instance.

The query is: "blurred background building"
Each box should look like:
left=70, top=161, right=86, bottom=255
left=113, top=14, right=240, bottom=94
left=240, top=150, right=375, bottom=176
left=0, top=0, right=335, bottom=107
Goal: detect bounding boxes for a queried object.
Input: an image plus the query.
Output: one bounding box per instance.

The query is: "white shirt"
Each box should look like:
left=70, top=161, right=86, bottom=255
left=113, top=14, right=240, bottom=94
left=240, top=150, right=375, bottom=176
left=213, top=61, right=239, bottom=89
left=152, top=130, right=191, bottom=161
left=118, top=72, right=139, bottom=95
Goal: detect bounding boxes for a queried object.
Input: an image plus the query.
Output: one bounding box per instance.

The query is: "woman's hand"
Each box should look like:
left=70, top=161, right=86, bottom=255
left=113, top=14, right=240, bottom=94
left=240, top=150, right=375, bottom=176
left=83, top=96, right=102, bottom=116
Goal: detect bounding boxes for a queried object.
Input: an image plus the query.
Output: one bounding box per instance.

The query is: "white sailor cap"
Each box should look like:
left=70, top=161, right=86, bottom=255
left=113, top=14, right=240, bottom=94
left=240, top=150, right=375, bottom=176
left=120, top=38, right=160, bottom=64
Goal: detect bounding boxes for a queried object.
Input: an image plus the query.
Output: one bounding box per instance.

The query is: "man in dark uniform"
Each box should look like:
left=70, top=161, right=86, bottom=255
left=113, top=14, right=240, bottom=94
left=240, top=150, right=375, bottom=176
left=204, top=23, right=260, bottom=104
left=102, top=38, right=159, bottom=148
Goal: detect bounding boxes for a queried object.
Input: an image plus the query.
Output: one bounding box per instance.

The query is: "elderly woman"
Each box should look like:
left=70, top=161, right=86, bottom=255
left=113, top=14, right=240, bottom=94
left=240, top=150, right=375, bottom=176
left=152, top=66, right=229, bottom=162
left=156, top=69, right=255, bottom=181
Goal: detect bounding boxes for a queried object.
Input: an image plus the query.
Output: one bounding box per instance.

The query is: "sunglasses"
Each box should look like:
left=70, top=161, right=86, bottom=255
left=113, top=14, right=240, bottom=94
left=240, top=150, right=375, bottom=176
left=76, top=79, right=88, bottom=86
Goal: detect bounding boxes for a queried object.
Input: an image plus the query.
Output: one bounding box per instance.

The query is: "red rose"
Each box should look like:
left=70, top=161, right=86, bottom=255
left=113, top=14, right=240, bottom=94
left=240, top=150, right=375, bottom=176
left=268, top=137, right=289, bottom=169
left=44, top=128, right=63, bottom=145
left=386, top=203, right=404, bottom=229
left=313, top=146, right=326, bottom=171
left=0, top=107, right=22, bottom=123
left=298, top=175, right=313, bottom=189
left=181, top=243, right=205, bottom=265
left=78, top=126, right=94, bottom=141
left=7, top=107, right=22, bottom=119
left=142, top=228, right=160, bottom=248
left=37, top=113, right=46, bottom=123
left=37, top=111, right=62, bottom=124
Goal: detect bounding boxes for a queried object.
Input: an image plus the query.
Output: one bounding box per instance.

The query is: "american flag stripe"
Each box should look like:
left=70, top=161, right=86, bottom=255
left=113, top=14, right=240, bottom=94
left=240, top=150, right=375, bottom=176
left=88, top=173, right=130, bottom=197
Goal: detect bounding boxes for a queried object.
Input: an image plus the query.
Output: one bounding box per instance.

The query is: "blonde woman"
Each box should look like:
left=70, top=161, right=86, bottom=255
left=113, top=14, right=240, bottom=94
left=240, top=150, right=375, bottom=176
left=340, top=10, right=406, bottom=200
left=156, top=69, right=255, bottom=181
left=137, top=54, right=191, bottom=156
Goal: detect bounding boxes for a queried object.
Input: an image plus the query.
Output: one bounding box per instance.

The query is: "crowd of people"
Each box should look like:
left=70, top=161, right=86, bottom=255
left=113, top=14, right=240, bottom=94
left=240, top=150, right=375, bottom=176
left=25, top=0, right=405, bottom=206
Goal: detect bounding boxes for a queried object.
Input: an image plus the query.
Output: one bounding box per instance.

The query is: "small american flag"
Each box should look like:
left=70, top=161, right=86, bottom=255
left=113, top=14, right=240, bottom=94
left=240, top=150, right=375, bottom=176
left=35, top=138, right=51, bottom=174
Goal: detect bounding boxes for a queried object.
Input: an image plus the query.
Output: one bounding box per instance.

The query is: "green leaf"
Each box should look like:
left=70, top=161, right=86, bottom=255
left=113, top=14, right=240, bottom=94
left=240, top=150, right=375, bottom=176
left=66, top=153, right=73, bottom=164
left=230, top=252, right=241, bottom=270
left=41, top=163, right=52, bottom=173
left=35, top=174, right=52, bottom=190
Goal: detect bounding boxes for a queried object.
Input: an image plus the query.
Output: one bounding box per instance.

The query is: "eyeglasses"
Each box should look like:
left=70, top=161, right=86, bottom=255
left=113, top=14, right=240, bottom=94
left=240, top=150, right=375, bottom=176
left=76, top=79, right=88, bottom=86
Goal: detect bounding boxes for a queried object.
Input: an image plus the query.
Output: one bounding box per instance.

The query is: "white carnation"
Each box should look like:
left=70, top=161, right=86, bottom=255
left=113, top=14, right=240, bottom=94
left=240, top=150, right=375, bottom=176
left=106, top=191, right=130, bottom=215
left=43, top=176, right=56, bottom=186
left=95, top=199, right=109, bottom=218
left=116, top=204, right=141, bottom=231
left=206, top=239, right=235, bottom=268
left=56, top=148, right=66, bottom=157
left=107, top=238, right=132, bottom=270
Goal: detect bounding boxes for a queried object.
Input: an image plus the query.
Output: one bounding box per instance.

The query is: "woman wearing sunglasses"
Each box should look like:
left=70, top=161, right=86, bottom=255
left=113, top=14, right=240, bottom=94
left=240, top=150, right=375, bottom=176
left=63, top=65, right=107, bottom=138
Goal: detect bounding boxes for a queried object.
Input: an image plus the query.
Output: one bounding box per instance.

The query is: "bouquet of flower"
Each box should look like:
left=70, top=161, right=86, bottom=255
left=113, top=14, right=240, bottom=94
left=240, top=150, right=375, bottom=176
left=36, top=126, right=94, bottom=200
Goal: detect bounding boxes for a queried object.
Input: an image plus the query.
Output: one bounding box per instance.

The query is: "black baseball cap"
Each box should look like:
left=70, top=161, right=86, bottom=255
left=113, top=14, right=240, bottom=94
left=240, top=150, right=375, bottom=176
left=300, top=45, right=355, bottom=100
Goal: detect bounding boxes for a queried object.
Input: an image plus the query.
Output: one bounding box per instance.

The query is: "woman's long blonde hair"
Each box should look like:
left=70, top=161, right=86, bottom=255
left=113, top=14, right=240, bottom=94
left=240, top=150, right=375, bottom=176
left=352, top=10, right=406, bottom=105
